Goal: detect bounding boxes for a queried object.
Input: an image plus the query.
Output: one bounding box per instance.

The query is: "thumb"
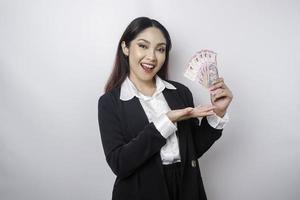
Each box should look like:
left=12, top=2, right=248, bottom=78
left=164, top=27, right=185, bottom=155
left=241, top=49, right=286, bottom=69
left=183, top=107, right=193, bottom=113
left=179, top=107, right=193, bottom=116
left=176, top=107, right=194, bottom=121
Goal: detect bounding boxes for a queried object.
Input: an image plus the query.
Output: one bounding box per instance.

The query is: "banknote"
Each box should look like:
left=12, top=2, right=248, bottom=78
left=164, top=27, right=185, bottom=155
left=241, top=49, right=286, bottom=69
left=184, top=49, right=219, bottom=88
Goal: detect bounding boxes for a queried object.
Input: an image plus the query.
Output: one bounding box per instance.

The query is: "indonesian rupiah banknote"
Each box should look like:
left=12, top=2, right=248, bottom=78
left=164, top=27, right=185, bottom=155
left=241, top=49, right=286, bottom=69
left=184, top=49, right=219, bottom=88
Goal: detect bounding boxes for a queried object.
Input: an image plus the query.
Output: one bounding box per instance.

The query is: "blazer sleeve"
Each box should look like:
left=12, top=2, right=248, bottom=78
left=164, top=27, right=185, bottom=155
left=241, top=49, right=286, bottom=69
left=182, top=86, right=223, bottom=158
left=98, top=93, right=166, bottom=179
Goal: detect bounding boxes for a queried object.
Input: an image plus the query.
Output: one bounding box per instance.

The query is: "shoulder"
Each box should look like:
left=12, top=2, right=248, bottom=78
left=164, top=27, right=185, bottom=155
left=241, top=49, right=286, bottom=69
left=164, top=79, right=192, bottom=96
left=164, top=79, right=194, bottom=106
left=98, top=87, right=121, bottom=109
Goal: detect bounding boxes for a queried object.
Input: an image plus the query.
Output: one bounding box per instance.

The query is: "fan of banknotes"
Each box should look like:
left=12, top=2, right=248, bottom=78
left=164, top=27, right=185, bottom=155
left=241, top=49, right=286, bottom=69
left=184, top=49, right=219, bottom=88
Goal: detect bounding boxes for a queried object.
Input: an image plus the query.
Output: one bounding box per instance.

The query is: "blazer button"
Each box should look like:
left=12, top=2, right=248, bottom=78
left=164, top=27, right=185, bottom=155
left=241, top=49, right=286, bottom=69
left=191, top=160, right=197, bottom=168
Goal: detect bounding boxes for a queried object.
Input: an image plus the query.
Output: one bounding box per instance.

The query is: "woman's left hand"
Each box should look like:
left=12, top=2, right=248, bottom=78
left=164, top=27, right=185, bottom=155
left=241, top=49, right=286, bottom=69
left=209, top=78, right=233, bottom=117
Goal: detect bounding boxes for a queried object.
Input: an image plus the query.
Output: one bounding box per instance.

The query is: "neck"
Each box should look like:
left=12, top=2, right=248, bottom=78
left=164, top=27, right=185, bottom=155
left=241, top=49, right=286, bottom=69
left=129, top=75, right=156, bottom=96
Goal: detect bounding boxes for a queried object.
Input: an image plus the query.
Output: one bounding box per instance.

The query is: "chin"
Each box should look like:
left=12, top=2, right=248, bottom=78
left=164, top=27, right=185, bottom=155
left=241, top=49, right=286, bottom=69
left=140, top=75, right=156, bottom=82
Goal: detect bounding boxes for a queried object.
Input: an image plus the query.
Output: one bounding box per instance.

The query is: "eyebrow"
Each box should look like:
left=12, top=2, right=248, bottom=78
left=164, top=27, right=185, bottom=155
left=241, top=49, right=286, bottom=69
left=137, top=39, right=166, bottom=46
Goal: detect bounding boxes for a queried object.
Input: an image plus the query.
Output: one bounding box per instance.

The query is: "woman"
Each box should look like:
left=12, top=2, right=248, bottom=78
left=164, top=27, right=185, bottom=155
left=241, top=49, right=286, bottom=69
left=98, top=17, right=233, bottom=200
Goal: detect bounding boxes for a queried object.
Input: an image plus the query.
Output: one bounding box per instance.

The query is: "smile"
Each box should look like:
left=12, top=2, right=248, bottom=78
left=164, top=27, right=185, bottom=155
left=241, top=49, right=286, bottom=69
left=140, top=63, right=155, bottom=72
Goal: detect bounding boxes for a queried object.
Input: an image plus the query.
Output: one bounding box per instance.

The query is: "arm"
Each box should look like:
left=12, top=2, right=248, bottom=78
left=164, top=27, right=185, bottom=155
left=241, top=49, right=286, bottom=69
left=98, top=94, right=166, bottom=179
left=191, top=116, right=222, bottom=158
left=184, top=88, right=223, bottom=158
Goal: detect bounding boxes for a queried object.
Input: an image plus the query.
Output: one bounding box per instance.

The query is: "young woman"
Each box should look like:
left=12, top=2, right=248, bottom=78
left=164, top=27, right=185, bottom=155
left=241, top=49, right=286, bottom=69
left=98, top=17, right=233, bottom=200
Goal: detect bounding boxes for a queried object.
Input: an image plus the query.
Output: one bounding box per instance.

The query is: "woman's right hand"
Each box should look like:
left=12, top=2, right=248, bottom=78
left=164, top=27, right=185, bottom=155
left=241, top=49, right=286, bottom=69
left=166, top=105, right=216, bottom=123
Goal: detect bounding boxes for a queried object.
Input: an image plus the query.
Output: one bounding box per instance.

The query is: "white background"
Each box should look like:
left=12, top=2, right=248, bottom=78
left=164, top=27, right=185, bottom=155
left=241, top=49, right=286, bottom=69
left=1, top=0, right=299, bottom=199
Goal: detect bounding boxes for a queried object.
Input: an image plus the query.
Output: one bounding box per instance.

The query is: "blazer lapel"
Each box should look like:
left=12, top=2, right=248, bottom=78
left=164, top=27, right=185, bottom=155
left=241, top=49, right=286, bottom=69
left=162, top=88, right=185, bottom=110
left=121, top=97, right=149, bottom=139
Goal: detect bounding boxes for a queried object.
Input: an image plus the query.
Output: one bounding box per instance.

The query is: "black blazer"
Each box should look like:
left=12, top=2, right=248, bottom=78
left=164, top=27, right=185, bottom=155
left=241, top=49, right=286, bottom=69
left=98, top=80, right=222, bottom=200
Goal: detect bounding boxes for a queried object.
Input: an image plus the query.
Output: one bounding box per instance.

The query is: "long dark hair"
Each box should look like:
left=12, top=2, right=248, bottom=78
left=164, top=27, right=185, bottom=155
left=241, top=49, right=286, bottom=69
left=104, top=17, right=172, bottom=92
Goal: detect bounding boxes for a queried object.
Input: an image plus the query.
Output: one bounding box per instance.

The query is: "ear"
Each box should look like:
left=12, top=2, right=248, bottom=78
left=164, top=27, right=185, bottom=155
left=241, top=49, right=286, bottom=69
left=121, top=41, right=129, bottom=56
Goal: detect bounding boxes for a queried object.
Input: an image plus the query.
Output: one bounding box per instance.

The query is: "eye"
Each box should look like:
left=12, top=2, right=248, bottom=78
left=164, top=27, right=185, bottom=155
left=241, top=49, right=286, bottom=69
left=138, top=44, right=147, bottom=49
left=157, top=47, right=166, bottom=53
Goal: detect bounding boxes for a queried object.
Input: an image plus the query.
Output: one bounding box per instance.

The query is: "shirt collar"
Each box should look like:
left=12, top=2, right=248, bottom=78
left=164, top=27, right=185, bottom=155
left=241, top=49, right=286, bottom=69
left=120, top=75, right=176, bottom=101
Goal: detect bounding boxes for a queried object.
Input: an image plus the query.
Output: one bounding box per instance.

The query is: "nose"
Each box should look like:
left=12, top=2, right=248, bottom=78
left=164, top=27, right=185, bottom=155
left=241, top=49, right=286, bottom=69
left=146, top=49, right=157, bottom=62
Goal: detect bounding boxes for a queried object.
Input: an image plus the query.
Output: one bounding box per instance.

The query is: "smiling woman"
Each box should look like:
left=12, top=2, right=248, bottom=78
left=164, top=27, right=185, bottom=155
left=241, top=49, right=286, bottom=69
left=121, top=27, right=167, bottom=96
left=104, top=17, right=172, bottom=93
left=98, top=17, right=233, bottom=200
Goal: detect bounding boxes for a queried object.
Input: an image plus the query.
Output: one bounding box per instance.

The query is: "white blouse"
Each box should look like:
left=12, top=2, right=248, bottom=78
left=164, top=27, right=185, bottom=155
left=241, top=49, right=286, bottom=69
left=120, top=76, right=229, bottom=165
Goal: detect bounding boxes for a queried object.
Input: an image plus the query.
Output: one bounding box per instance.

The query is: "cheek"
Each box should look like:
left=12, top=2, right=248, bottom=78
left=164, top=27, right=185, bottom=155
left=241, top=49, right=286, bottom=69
left=129, top=50, right=142, bottom=67
left=157, top=54, right=166, bottom=66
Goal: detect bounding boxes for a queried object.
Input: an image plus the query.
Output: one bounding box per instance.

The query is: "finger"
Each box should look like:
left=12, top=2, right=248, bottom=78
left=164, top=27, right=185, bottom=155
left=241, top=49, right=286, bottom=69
left=192, top=105, right=215, bottom=116
left=194, top=105, right=216, bottom=112
left=210, top=88, right=223, bottom=96
left=191, top=109, right=215, bottom=118
left=209, top=79, right=225, bottom=91
left=205, top=110, right=215, bottom=116
left=182, top=107, right=193, bottom=114
left=213, top=90, right=228, bottom=100
left=212, top=77, right=224, bottom=85
left=175, top=107, right=194, bottom=121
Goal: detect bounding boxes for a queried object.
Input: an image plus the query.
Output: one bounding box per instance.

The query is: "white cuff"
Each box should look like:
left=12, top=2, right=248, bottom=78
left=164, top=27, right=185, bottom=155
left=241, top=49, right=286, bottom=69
left=153, top=114, right=177, bottom=139
left=204, top=113, right=229, bottom=129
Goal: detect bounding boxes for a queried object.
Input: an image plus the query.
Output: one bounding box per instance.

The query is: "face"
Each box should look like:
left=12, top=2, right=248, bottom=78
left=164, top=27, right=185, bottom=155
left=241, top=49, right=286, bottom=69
left=122, top=27, right=167, bottom=85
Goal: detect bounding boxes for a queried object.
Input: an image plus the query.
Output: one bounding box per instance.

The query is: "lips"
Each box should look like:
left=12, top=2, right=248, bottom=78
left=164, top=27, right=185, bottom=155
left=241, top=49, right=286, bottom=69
left=140, top=63, right=155, bottom=72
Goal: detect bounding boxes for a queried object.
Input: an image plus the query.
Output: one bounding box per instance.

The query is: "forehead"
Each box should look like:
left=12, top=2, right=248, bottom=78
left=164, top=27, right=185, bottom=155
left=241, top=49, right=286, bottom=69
left=134, top=27, right=166, bottom=44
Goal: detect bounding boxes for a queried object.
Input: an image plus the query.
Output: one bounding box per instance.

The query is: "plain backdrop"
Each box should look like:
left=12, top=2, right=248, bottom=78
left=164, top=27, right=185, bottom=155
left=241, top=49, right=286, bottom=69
left=1, top=0, right=299, bottom=199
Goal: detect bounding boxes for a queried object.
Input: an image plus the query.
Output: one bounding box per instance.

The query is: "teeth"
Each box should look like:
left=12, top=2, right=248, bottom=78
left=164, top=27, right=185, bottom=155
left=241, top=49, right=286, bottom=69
left=141, top=63, right=154, bottom=69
